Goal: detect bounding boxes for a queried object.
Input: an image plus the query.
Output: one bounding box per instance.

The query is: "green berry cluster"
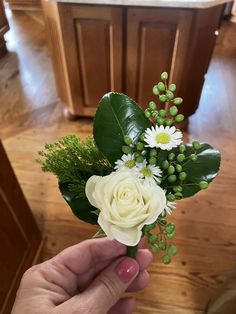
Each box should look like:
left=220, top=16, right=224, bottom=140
left=122, top=134, right=162, bottom=168
left=159, top=140, right=208, bottom=199
left=145, top=72, right=184, bottom=126
left=143, top=213, right=177, bottom=264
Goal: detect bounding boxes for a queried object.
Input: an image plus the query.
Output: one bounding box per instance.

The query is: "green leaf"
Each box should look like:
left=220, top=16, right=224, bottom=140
left=181, top=143, right=221, bottom=198
left=59, top=182, right=98, bottom=225
left=93, top=229, right=106, bottom=238
left=159, top=143, right=221, bottom=198
left=93, top=92, right=151, bottom=165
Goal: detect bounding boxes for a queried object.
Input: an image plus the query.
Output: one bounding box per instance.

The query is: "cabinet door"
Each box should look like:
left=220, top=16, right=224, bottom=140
left=54, top=4, right=123, bottom=116
left=126, top=6, right=223, bottom=118
left=0, top=0, right=8, bottom=30
left=0, top=0, right=9, bottom=57
left=126, top=7, right=193, bottom=109
left=0, top=140, right=42, bottom=314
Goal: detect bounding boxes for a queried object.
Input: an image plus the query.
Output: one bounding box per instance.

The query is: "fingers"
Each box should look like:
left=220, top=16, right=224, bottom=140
left=53, top=238, right=127, bottom=276
left=58, top=257, right=139, bottom=314
left=108, top=298, right=136, bottom=314
left=77, top=248, right=152, bottom=291
left=127, top=270, right=150, bottom=292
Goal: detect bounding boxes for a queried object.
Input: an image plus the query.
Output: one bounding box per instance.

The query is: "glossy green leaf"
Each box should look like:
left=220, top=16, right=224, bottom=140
left=93, top=92, right=151, bottom=165
left=159, top=143, right=221, bottom=198
left=59, top=182, right=98, bottom=225
left=181, top=143, right=221, bottom=197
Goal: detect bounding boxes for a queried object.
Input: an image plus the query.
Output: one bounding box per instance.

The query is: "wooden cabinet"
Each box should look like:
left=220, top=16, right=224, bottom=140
left=0, top=0, right=9, bottom=57
left=5, top=0, right=41, bottom=10
left=0, top=140, right=42, bottom=314
left=42, top=3, right=224, bottom=124
left=43, top=2, right=123, bottom=116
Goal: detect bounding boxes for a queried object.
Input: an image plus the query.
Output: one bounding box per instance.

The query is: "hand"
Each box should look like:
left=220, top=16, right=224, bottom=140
left=12, top=238, right=152, bottom=314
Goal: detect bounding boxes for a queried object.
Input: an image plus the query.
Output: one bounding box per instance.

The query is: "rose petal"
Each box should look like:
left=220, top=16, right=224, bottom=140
left=110, top=225, right=142, bottom=246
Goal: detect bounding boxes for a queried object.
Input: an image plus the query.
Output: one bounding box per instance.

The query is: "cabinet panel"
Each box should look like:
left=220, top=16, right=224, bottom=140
left=126, top=8, right=193, bottom=109
left=75, top=19, right=112, bottom=106
left=0, top=0, right=9, bottom=58
left=55, top=4, right=123, bottom=116
left=0, top=140, right=42, bottom=314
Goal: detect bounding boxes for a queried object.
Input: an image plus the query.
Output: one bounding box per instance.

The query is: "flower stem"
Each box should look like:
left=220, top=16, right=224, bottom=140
left=127, top=245, right=138, bottom=259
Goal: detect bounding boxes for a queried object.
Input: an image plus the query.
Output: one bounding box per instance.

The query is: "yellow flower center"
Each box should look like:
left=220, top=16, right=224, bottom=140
left=141, top=167, right=152, bottom=177
left=156, top=132, right=171, bottom=144
left=124, top=160, right=135, bottom=169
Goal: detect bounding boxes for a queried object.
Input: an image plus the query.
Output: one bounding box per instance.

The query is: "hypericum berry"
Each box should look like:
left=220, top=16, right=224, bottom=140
left=136, top=156, right=144, bottom=163
left=122, top=146, right=131, bottom=154
left=159, top=109, right=166, bottom=117
left=139, top=133, right=145, bottom=142
left=174, top=192, right=183, bottom=199
left=152, top=110, right=158, bottom=118
left=169, top=105, right=178, bottom=116
left=168, top=153, right=175, bottom=161
left=179, top=144, right=186, bottom=153
left=193, top=141, right=201, bottom=150
left=173, top=97, right=183, bottom=105
left=167, top=194, right=175, bottom=202
left=166, top=90, right=174, bottom=100
left=149, top=157, right=157, bottom=165
left=190, top=154, right=198, bottom=161
left=199, top=181, right=208, bottom=189
left=179, top=172, right=187, bottom=181
left=157, top=82, right=165, bottom=91
left=148, top=234, right=158, bottom=244
left=168, top=175, right=177, bottom=183
left=145, top=109, right=151, bottom=118
left=168, top=245, right=177, bottom=256
left=152, top=243, right=160, bottom=253
left=168, top=83, right=176, bottom=92
left=162, top=160, right=169, bottom=169
left=161, top=71, right=168, bottom=80
left=148, top=101, right=157, bottom=110
left=136, top=142, right=144, bottom=151
left=165, top=223, right=175, bottom=234
left=166, top=231, right=176, bottom=239
left=150, top=148, right=157, bottom=157
left=175, top=114, right=185, bottom=123
left=156, top=117, right=165, bottom=125
left=168, top=165, right=175, bottom=175
left=177, top=154, right=185, bottom=162
left=175, top=164, right=182, bottom=173
left=123, top=135, right=132, bottom=145
left=165, top=118, right=173, bottom=126
left=152, top=85, right=159, bottom=95
left=143, top=223, right=156, bottom=233
left=162, top=255, right=171, bottom=264
left=159, top=94, right=167, bottom=102
left=159, top=240, right=167, bottom=250
left=173, top=185, right=183, bottom=193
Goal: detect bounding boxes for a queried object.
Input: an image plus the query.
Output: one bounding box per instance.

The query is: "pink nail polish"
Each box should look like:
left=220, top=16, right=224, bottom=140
left=115, top=258, right=139, bottom=283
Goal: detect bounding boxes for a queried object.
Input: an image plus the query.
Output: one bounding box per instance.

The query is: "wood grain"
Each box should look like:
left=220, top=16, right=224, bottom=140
left=0, top=11, right=236, bottom=314
left=0, top=140, right=42, bottom=314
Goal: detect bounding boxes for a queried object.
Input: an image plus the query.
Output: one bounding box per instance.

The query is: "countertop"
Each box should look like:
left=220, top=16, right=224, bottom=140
left=53, top=0, right=233, bottom=9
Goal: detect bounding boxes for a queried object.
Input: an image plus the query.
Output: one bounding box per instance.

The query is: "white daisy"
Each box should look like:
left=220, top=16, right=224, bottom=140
left=164, top=201, right=176, bottom=215
left=136, top=160, right=162, bottom=186
left=144, top=125, right=183, bottom=150
left=114, top=154, right=137, bottom=173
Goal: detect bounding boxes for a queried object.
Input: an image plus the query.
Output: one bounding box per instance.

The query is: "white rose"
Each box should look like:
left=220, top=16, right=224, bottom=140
left=85, top=171, right=166, bottom=246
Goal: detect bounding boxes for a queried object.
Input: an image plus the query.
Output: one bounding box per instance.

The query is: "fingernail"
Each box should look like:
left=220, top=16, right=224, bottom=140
left=115, top=258, right=139, bottom=283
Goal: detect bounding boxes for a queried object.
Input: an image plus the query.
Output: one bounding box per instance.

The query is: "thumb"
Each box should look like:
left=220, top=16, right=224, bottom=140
left=83, top=257, right=139, bottom=313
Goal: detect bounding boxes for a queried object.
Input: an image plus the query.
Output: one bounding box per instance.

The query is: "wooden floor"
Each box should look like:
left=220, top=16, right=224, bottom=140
left=0, top=10, right=236, bottom=314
